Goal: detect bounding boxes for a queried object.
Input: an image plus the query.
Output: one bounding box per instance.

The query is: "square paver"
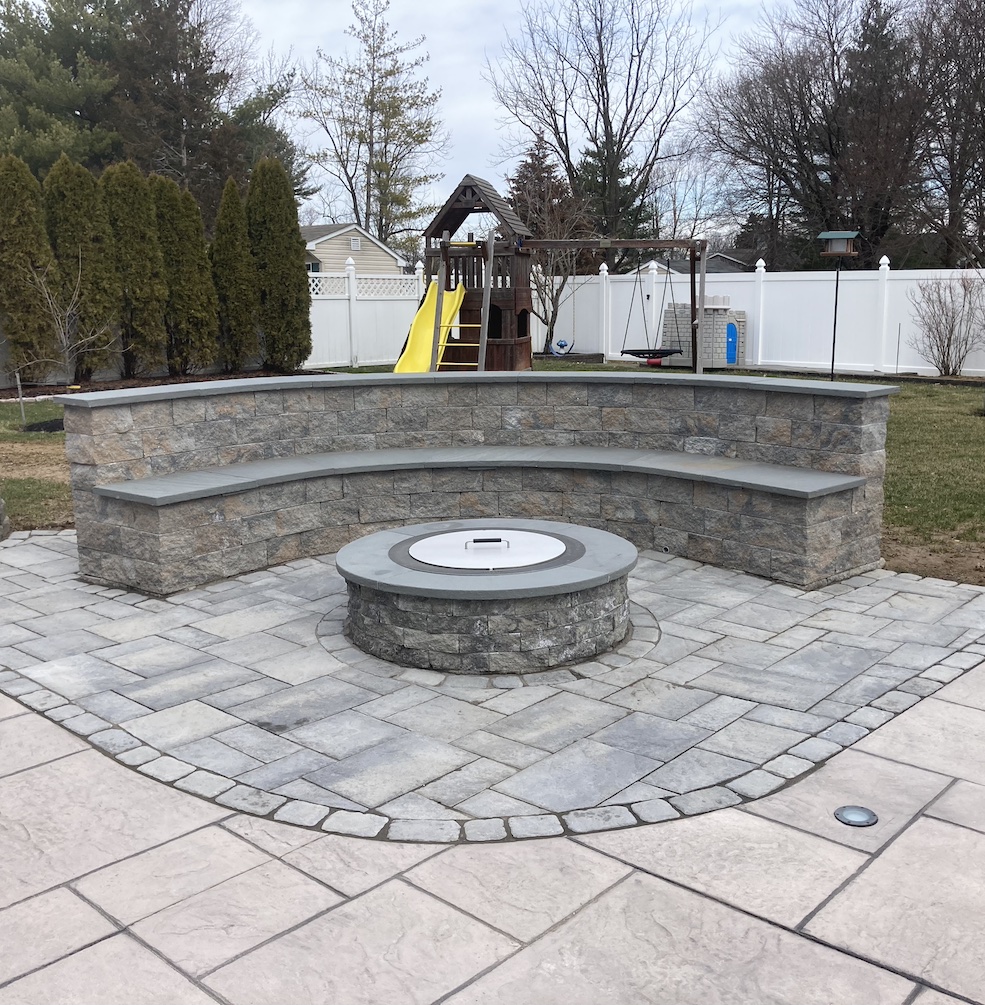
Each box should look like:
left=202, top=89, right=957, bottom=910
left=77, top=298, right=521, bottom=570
left=73, top=827, right=271, bottom=924
left=213, top=722, right=302, bottom=761
left=230, top=676, right=376, bottom=732
left=607, top=679, right=715, bottom=719
left=698, top=718, right=806, bottom=762
left=19, top=654, right=141, bottom=699
left=169, top=737, right=262, bottom=776
left=388, top=694, right=503, bottom=741
left=442, top=872, right=913, bottom=1004
left=493, top=739, right=661, bottom=812
left=406, top=838, right=631, bottom=942
left=283, top=834, right=442, bottom=896
left=284, top=710, right=407, bottom=758
left=132, top=861, right=340, bottom=976
left=102, top=639, right=213, bottom=676
left=807, top=818, right=985, bottom=1001
left=116, top=660, right=258, bottom=711
left=0, top=888, right=117, bottom=986
left=204, top=881, right=517, bottom=1005
left=590, top=711, right=710, bottom=761
left=0, top=714, right=88, bottom=778
left=122, top=701, right=240, bottom=750
left=578, top=806, right=867, bottom=927
left=487, top=692, right=625, bottom=751
left=692, top=641, right=883, bottom=711
left=644, top=748, right=757, bottom=794
left=305, top=733, right=476, bottom=806
left=854, top=697, right=985, bottom=785
left=927, top=780, right=985, bottom=834
left=0, top=751, right=225, bottom=910
left=746, top=748, right=951, bottom=852
left=0, top=934, right=216, bottom=1005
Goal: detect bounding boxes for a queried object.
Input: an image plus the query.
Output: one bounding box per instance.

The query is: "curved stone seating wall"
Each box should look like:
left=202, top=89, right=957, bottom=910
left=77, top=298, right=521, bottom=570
left=62, top=372, right=897, bottom=595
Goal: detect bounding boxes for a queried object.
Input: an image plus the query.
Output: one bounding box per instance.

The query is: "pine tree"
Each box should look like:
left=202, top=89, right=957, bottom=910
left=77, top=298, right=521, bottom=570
left=0, top=154, right=55, bottom=376
left=210, top=177, right=259, bottom=371
left=149, top=175, right=219, bottom=375
left=245, top=157, right=311, bottom=371
left=99, top=161, right=168, bottom=377
left=42, top=153, right=121, bottom=381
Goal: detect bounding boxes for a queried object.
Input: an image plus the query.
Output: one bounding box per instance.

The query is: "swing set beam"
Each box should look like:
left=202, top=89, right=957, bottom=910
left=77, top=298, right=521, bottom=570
left=521, top=239, right=709, bottom=373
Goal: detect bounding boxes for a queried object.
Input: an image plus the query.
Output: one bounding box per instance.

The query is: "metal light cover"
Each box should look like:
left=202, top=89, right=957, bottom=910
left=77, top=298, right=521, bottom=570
left=834, top=804, right=878, bottom=827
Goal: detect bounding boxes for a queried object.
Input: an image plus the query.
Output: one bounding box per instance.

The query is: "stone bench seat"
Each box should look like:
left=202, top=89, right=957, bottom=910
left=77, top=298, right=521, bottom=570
left=66, top=372, right=894, bottom=595
left=94, top=445, right=865, bottom=507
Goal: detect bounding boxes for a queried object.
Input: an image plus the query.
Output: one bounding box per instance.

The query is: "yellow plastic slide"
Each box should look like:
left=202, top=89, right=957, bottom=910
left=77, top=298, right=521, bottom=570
left=394, top=281, right=467, bottom=373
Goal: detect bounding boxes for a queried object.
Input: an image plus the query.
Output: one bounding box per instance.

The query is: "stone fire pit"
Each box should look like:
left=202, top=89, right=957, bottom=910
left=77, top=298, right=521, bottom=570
left=334, top=519, right=638, bottom=674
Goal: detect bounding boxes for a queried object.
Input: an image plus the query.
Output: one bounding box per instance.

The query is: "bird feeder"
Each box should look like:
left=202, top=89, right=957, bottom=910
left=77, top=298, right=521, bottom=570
left=818, top=231, right=860, bottom=257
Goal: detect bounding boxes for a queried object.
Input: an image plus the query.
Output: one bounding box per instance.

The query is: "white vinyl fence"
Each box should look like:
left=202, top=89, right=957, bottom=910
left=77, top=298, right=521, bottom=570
left=538, top=257, right=985, bottom=376
left=307, top=259, right=424, bottom=368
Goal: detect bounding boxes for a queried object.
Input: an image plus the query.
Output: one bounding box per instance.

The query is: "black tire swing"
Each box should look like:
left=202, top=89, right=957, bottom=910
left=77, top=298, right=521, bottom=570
left=619, top=254, right=683, bottom=361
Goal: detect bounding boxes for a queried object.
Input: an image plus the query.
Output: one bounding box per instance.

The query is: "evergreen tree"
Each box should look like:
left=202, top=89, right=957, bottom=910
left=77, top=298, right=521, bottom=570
left=42, top=153, right=121, bottom=380
left=99, top=161, right=167, bottom=377
left=245, top=157, right=311, bottom=371
left=0, top=154, right=55, bottom=376
left=149, top=175, right=219, bottom=375
left=506, top=135, right=589, bottom=348
left=0, top=0, right=119, bottom=177
left=210, top=176, right=259, bottom=371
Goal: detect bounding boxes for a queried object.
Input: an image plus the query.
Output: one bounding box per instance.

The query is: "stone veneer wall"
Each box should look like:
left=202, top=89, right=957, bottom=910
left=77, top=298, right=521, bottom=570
left=62, top=373, right=896, bottom=593
left=346, top=578, right=630, bottom=674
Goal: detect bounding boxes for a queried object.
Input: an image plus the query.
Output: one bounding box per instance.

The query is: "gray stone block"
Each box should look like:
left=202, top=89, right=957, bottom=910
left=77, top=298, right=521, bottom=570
left=670, top=785, right=743, bottom=815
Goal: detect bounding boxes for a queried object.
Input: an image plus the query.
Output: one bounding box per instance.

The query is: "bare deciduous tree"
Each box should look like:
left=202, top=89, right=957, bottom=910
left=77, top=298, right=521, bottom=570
left=907, top=271, right=985, bottom=375
left=488, top=0, right=716, bottom=249
left=26, top=256, right=117, bottom=383
left=707, top=0, right=930, bottom=268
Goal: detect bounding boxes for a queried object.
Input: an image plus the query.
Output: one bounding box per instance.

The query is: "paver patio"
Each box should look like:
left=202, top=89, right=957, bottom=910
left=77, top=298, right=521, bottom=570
left=1, top=530, right=984, bottom=1002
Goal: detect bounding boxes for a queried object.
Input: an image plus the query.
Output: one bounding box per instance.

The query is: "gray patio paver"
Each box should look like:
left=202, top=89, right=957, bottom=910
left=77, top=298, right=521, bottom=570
left=697, top=718, right=806, bottom=762
left=645, top=747, right=758, bottom=794
left=486, top=691, right=625, bottom=751
left=493, top=739, right=660, bottom=812
left=203, top=880, right=518, bottom=1005
left=306, top=733, right=476, bottom=806
left=807, top=818, right=985, bottom=1002
left=442, top=872, right=914, bottom=1004
left=590, top=710, right=710, bottom=760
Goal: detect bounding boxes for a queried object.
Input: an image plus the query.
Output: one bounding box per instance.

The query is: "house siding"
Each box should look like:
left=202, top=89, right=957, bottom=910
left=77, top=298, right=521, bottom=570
left=311, top=235, right=403, bottom=274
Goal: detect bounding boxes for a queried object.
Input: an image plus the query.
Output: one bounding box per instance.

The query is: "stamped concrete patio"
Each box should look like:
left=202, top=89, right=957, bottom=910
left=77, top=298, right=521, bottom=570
left=2, top=529, right=985, bottom=1002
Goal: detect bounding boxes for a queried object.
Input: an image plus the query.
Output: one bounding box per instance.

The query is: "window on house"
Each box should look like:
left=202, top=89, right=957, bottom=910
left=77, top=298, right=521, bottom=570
left=306, top=261, right=321, bottom=273
left=349, top=237, right=361, bottom=251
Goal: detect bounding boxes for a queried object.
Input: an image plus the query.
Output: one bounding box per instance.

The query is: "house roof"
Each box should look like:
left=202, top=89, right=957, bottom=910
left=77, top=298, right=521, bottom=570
left=424, top=175, right=533, bottom=241
left=300, top=223, right=404, bottom=263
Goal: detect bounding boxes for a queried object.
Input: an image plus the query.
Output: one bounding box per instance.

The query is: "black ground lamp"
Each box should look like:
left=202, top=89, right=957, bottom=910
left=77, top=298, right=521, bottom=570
left=818, top=231, right=860, bottom=381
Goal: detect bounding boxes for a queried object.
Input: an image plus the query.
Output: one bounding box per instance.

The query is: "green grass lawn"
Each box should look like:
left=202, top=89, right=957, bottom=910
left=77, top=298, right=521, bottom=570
left=0, top=400, right=73, bottom=531
left=884, top=383, right=985, bottom=541
left=2, top=381, right=984, bottom=550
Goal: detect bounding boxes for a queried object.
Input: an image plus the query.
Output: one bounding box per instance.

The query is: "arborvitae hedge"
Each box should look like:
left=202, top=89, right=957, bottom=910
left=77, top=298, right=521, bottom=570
left=0, top=155, right=55, bottom=377
left=99, top=161, right=168, bottom=377
left=210, top=177, right=259, bottom=371
left=149, top=174, right=219, bottom=375
left=42, top=153, right=121, bottom=381
left=245, top=157, right=311, bottom=371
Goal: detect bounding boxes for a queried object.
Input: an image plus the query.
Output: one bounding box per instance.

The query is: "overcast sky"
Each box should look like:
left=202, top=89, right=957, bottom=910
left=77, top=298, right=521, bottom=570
left=239, top=0, right=764, bottom=212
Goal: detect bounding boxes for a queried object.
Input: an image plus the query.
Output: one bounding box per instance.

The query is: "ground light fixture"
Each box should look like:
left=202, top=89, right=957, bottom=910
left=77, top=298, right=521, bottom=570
left=818, top=231, right=860, bottom=381
left=834, top=805, right=879, bottom=827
